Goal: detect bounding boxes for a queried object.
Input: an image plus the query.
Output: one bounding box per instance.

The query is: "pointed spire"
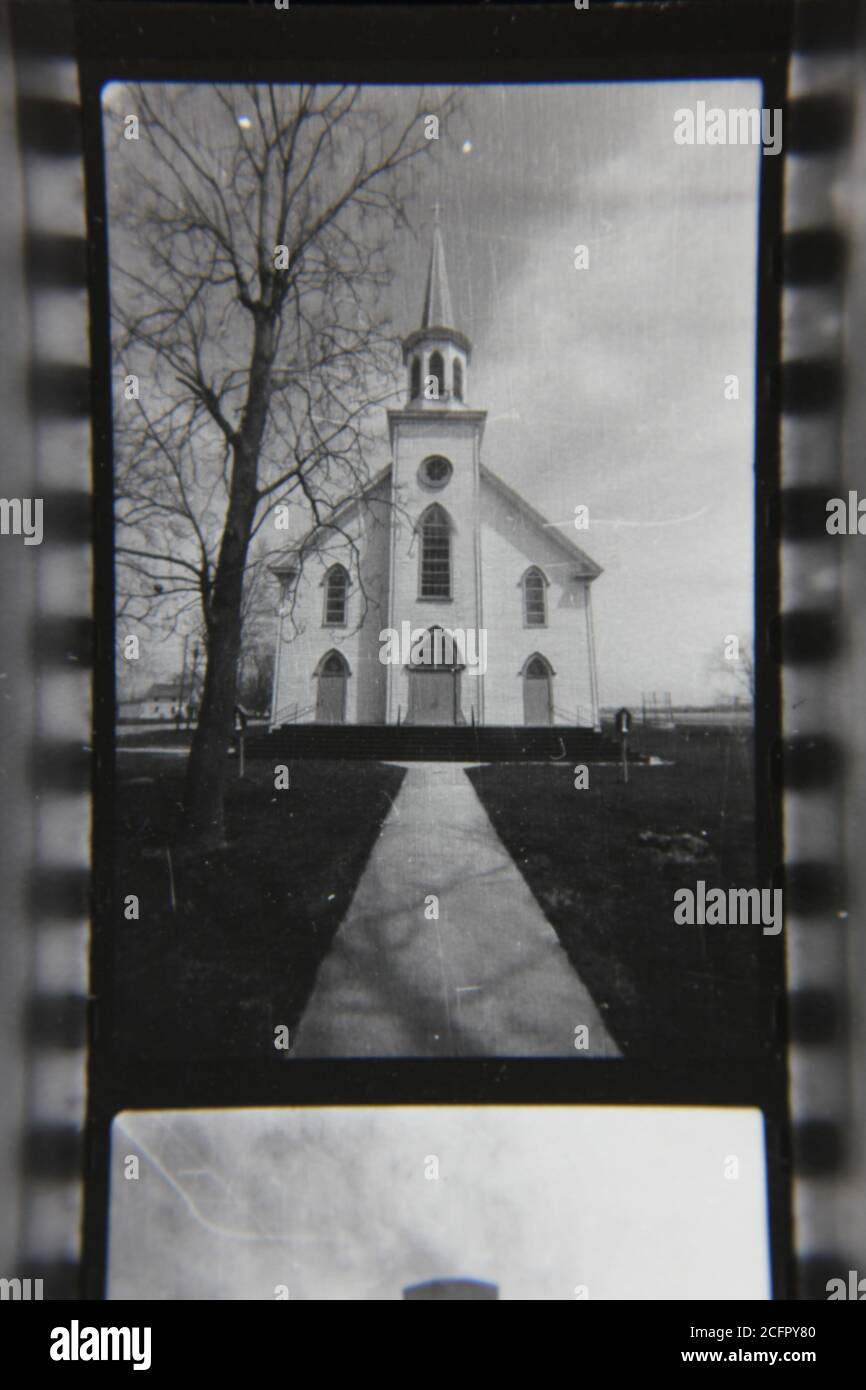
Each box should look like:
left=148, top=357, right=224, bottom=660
left=421, top=206, right=454, bottom=330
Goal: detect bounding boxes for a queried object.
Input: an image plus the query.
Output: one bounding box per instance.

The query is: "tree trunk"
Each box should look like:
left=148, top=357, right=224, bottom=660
left=181, top=316, right=275, bottom=852
left=182, top=481, right=256, bottom=850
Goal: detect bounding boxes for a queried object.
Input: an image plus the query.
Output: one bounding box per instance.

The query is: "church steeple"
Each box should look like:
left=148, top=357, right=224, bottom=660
left=421, top=204, right=454, bottom=331
left=402, top=209, right=472, bottom=409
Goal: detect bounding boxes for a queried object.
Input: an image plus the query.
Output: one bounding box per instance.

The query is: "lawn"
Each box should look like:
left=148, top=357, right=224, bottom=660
left=467, top=725, right=779, bottom=1059
left=112, top=754, right=405, bottom=1061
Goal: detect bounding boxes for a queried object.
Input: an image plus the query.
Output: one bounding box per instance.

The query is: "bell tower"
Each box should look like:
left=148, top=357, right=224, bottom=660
left=386, top=211, right=487, bottom=724
left=402, top=204, right=472, bottom=409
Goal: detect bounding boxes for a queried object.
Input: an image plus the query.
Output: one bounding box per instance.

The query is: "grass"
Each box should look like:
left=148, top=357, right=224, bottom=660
left=467, top=724, right=778, bottom=1059
left=113, top=754, right=405, bottom=1062
left=116, top=727, right=193, bottom=747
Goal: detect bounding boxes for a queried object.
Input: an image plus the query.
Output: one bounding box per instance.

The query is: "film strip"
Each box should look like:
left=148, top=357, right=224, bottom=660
left=5, top=0, right=90, bottom=1301
left=2, top=0, right=865, bottom=1303
left=780, top=0, right=866, bottom=1300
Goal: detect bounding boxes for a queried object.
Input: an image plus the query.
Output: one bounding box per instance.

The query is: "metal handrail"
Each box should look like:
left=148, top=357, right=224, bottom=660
left=272, top=702, right=593, bottom=728
left=271, top=702, right=315, bottom=727
left=552, top=704, right=591, bottom=727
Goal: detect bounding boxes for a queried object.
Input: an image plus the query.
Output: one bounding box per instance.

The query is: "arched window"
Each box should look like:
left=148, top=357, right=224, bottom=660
left=410, top=356, right=421, bottom=399
left=322, top=564, right=349, bottom=625
left=525, top=655, right=551, bottom=678
left=419, top=505, right=451, bottom=599
left=428, top=351, right=445, bottom=399
left=411, top=625, right=461, bottom=667
left=522, top=567, right=548, bottom=626
left=320, top=651, right=348, bottom=676
left=452, top=358, right=463, bottom=401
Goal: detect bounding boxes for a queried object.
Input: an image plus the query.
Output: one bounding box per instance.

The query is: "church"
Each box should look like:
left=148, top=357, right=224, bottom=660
left=269, top=219, right=603, bottom=729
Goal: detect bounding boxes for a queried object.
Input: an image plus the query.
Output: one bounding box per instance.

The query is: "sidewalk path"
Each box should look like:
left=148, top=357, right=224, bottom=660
left=292, top=763, right=620, bottom=1058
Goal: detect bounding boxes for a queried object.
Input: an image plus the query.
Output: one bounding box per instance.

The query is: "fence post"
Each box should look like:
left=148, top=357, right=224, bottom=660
left=615, top=707, right=631, bottom=784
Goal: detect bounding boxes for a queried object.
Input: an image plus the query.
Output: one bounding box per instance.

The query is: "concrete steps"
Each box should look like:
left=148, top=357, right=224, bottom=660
left=244, top=725, right=625, bottom=762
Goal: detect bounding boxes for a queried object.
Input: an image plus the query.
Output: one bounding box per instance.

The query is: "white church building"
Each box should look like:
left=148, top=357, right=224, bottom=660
left=270, top=221, right=602, bottom=729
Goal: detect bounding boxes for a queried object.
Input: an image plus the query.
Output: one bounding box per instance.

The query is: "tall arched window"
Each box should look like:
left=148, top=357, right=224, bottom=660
left=452, top=358, right=463, bottom=401
left=428, top=351, right=445, bottom=399
left=419, top=505, right=451, bottom=599
left=522, top=567, right=548, bottom=626
left=322, top=564, right=349, bottom=625
left=410, top=356, right=421, bottom=399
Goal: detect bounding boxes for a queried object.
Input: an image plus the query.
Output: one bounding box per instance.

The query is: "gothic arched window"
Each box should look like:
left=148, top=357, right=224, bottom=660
left=322, top=564, right=349, bottom=625
left=522, top=567, right=548, bottom=626
left=410, top=356, right=421, bottom=399
left=525, top=654, right=552, bottom=678
left=428, top=351, right=445, bottom=399
left=419, top=505, right=451, bottom=599
left=320, top=650, right=348, bottom=676
left=452, top=358, right=463, bottom=401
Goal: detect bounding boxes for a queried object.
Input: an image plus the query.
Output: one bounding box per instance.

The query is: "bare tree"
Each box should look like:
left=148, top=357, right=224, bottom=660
left=237, top=548, right=278, bottom=714
left=109, top=83, right=453, bottom=849
left=706, top=635, right=755, bottom=703
left=238, top=643, right=275, bottom=716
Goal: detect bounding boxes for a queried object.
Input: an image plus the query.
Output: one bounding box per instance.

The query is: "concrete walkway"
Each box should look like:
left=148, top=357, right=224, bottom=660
left=292, top=763, right=620, bottom=1059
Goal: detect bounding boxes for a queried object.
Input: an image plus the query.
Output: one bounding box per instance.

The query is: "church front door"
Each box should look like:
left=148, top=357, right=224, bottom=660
left=316, top=652, right=348, bottom=723
left=523, top=656, right=553, bottom=725
left=406, top=669, right=463, bottom=725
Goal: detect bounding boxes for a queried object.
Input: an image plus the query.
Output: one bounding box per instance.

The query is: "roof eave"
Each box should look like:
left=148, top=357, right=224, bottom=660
left=480, top=464, right=604, bottom=577
left=268, top=465, right=393, bottom=572
left=403, top=326, right=472, bottom=358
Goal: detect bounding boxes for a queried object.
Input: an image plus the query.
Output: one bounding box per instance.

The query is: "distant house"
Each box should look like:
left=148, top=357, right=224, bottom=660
left=119, top=681, right=197, bottom=722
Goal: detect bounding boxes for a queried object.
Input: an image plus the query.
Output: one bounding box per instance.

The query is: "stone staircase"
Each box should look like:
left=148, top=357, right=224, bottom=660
left=244, top=724, right=626, bottom=762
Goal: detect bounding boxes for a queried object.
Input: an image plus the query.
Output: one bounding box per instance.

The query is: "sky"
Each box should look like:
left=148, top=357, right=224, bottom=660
left=109, top=1105, right=770, bottom=1300
left=390, top=81, right=762, bottom=707
left=107, top=79, right=762, bottom=707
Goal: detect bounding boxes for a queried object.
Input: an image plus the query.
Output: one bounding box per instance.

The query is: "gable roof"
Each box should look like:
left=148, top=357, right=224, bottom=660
left=145, top=682, right=184, bottom=700
left=269, top=466, right=393, bottom=575
left=480, top=465, right=603, bottom=578
left=269, top=463, right=602, bottom=580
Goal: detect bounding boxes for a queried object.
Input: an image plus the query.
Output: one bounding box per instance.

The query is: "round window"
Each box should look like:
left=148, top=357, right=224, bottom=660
left=420, top=455, right=452, bottom=488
